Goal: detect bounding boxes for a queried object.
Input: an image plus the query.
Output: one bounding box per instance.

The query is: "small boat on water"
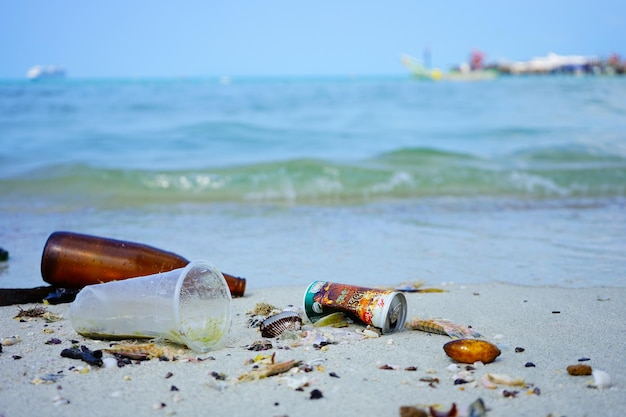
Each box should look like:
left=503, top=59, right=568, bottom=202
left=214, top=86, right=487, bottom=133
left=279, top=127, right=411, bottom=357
left=401, top=54, right=498, bottom=81
left=26, top=65, right=66, bottom=81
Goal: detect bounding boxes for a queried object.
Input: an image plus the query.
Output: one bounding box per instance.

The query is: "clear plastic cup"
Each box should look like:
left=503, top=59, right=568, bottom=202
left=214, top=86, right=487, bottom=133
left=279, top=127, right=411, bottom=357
left=69, top=260, right=232, bottom=352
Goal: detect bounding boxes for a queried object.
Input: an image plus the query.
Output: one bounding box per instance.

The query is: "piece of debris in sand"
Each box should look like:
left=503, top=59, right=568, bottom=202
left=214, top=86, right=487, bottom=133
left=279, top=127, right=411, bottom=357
left=60, top=345, right=103, bottom=367
left=246, top=340, right=273, bottom=351
left=406, top=317, right=481, bottom=339
left=247, top=302, right=281, bottom=327
left=312, top=312, right=351, bottom=328
left=394, top=281, right=447, bottom=293
left=14, top=306, right=62, bottom=322
left=104, top=343, right=178, bottom=361
left=238, top=359, right=301, bottom=382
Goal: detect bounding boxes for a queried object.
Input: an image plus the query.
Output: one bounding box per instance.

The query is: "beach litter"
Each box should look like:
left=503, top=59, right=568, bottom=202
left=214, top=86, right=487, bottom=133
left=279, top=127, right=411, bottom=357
left=41, top=231, right=247, bottom=298
left=303, top=281, right=407, bottom=334
left=69, top=259, right=232, bottom=353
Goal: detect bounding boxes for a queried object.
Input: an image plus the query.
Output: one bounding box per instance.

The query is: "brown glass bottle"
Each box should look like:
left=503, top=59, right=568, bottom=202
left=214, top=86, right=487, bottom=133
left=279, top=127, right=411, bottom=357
left=41, top=231, right=246, bottom=297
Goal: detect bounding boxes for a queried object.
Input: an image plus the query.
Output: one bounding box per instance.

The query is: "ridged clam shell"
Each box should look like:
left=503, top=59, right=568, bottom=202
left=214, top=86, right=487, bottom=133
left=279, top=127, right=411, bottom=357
left=260, top=311, right=302, bottom=338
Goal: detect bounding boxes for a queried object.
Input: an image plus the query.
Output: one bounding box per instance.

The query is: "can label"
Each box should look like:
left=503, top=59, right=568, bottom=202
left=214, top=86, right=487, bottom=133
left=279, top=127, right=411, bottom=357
left=303, top=281, right=407, bottom=334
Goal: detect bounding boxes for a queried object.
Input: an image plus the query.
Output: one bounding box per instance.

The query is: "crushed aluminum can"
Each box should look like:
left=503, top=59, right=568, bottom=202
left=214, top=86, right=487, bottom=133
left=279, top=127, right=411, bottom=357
left=303, top=281, right=407, bottom=334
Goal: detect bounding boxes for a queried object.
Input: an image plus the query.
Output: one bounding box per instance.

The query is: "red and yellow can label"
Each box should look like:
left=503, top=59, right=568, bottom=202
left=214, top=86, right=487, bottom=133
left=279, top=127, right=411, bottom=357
left=303, top=281, right=407, bottom=334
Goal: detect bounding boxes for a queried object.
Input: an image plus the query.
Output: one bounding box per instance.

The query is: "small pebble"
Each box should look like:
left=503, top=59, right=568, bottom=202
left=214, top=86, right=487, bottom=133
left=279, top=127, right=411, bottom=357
left=567, top=364, right=592, bottom=376
left=0, top=247, right=8, bottom=261
left=503, top=390, right=519, bottom=398
left=525, top=362, right=536, bottom=368
left=515, top=347, right=525, bottom=353
left=310, top=389, right=323, bottom=400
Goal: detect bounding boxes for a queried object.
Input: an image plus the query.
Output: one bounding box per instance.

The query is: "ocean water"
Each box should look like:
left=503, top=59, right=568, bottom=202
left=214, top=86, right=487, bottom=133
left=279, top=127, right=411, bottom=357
left=1, top=76, right=625, bottom=289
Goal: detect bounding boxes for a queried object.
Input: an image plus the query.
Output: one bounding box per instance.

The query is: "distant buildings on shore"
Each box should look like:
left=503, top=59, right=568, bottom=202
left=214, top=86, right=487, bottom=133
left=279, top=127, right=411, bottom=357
left=403, top=51, right=626, bottom=80
left=488, top=53, right=625, bottom=76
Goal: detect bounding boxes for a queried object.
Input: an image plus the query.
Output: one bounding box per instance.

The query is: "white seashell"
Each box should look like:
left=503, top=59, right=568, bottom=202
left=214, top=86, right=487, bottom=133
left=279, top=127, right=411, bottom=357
left=1, top=335, right=22, bottom=346
left=308, top=358, right=325, bottom=366
left=362, top=329, right=380, bottom=338
left=592, top=369, right=611, bottom=388
left=102, top=357, right=118, bottom=369
left=447, top=364, right=461, bottom=372
left=487, top=373, right=525, bottom=386
left=454, top=370, right=474, bottom=382
left=51, top=395, right=70, bottom=406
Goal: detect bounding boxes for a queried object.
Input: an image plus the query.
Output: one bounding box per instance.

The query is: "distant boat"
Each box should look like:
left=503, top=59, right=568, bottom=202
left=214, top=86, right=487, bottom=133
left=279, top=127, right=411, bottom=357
left=401, top=54, right=498, bottom=81
left=26, top=65, right=66, bottom=80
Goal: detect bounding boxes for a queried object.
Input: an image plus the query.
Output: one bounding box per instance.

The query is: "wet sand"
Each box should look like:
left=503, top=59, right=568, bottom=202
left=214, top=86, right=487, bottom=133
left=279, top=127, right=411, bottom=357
left=0, top=283, right=624, bottom=417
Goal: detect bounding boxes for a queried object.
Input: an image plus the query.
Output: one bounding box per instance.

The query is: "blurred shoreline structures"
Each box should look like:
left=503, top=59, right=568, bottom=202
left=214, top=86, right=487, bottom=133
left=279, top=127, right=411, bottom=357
left=402, top=51, right=626, bottom=80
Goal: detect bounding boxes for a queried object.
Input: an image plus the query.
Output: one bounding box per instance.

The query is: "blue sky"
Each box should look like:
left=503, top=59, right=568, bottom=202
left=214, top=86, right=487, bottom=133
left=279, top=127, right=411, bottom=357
left=1, top=1, right=624, bottom=79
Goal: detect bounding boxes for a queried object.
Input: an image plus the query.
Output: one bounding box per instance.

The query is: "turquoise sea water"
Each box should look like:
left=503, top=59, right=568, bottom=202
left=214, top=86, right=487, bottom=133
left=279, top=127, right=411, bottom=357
left=1, top=76, right=625, bottom=289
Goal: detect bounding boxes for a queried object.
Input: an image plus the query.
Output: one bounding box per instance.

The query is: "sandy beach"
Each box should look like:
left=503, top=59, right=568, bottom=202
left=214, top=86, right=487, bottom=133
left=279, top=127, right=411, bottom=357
left=0, top=282, right=624, bottom=417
